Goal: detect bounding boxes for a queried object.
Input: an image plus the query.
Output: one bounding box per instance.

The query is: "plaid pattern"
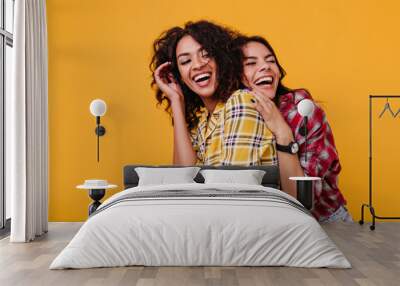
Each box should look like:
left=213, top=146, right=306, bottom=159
left=279, top=89, right=347, bottom=220
left=191, top=89, right=277, bottom=166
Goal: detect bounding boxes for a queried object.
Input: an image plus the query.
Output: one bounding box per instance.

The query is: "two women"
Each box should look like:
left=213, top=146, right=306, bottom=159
left=150, top=20, right=350, bottom=222
left=150, top=21, right=277, bottom=167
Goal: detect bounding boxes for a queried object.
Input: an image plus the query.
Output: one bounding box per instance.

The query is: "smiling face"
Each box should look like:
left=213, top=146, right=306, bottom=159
left=176, top=35, right=218, bottom=101
left=241, top=41, right=281, bottom=99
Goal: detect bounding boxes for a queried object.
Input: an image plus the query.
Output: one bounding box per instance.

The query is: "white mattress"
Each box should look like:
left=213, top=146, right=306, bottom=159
left=50, top=183, right=351, bottom=269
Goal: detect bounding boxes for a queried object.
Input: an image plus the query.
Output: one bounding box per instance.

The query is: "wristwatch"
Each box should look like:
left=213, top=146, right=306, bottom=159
left=276, top=141, right=299, bottom=154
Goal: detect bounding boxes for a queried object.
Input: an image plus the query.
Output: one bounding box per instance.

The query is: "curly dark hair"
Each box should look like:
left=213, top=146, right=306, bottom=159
left=150, top=20, right=241, bottom=130
left=232, top=35, right=292, bottom=107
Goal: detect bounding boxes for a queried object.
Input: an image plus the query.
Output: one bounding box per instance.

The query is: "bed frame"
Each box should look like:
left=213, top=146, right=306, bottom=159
left=123, top=165, right=280, bottom=189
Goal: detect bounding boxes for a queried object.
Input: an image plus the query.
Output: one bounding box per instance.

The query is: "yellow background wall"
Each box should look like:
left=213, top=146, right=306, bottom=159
left=47, top=0, right=400, bottom=221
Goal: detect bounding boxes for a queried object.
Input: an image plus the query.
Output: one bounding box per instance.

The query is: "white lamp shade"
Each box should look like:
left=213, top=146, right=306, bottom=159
left=90, top=99, right=107, bottom=117
left=297, top=99, right=314, bottom=117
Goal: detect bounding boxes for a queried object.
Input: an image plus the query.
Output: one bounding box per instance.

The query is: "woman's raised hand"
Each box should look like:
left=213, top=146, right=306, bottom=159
left=154, top=62, right=184, bottom=105
left=251, top=90, right=293, bottom=142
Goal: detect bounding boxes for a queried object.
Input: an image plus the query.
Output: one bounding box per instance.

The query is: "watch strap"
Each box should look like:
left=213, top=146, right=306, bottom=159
left=276, top=143, right=292, bottom=153
left=276, top=141, right=299, bottom=154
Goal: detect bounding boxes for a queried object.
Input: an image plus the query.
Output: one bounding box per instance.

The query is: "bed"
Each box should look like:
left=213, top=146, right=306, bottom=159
left=49, top=165, right=351, bottom=269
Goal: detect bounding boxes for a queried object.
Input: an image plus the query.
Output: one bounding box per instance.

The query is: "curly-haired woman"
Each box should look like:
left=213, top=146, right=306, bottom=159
left=151, top=21, right=277, bottom=167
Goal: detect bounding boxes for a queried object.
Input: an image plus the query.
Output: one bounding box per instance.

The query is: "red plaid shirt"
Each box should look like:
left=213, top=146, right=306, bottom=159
left=279, top=89, right=346, bottom=220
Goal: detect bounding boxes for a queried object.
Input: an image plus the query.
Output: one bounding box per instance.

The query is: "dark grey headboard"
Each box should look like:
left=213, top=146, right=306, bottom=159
left=123, top=165, right=280, bottom=189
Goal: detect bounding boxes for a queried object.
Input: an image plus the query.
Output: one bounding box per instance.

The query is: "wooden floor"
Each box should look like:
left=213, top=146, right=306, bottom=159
left=0, top=222, right=399, bottom=286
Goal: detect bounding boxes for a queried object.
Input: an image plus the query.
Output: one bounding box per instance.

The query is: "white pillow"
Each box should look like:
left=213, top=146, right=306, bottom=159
left=200, top=169, right=266, bottom=185
left=135, top=167, right=201, bottom=186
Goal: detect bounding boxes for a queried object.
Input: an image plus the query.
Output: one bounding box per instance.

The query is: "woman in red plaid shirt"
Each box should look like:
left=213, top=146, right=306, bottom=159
left=234, top=35, right=352, bottom=222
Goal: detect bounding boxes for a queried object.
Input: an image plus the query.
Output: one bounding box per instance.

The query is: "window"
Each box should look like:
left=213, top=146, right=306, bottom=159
left=0, top=0, right=14, bottom=234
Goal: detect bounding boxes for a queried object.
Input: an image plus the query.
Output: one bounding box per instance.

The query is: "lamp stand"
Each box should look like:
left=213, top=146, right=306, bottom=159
left=94, top=116, right=106, bottom=162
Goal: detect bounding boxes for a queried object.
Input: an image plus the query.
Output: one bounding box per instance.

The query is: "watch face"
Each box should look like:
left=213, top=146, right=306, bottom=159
left=291, top=142, right=299, bottom=154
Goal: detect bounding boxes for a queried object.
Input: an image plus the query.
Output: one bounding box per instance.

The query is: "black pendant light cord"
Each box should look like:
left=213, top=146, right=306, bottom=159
left=96, top=116, right=100, bottom=162
left=97, top=127, right=100, bottom=162
left=304, top=117, right=308, bottom=162
left=299, top=117, right=308, bottom=162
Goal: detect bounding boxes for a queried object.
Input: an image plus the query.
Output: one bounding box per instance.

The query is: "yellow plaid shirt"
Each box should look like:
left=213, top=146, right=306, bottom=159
left=190, top=89, right=277, bottom=166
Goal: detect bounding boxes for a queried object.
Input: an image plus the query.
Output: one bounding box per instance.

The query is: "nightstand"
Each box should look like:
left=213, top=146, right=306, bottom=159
left=77, top=180, right=117, bottom=215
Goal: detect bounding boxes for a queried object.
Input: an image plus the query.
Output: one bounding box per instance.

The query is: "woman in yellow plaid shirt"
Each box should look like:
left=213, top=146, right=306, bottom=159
left=151, top=21, right=276, bottom=167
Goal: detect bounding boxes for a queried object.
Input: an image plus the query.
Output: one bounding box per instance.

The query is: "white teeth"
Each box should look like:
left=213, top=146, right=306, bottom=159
left=255, top=76, right=273, bottom=85
left=194, top=73, right=211, bottom=82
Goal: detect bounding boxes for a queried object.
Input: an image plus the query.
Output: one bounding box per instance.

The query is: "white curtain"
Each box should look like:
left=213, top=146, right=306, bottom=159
left=8, top=0, right=48, bottom=242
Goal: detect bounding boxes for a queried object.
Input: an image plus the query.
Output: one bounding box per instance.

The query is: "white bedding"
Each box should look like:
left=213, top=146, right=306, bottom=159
left=50, top=183, right=351, bottom=269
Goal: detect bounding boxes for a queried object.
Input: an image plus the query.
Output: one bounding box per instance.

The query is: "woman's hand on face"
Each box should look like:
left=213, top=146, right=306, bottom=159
left=251, top=90, right=293, bottom=141
left=154, top=62, right=184, bottom=105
